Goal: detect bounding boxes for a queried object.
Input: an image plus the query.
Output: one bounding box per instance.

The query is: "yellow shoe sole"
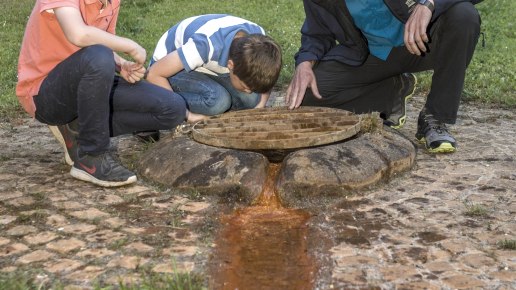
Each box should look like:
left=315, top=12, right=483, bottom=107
left=418, top=137, right=456, bottom=153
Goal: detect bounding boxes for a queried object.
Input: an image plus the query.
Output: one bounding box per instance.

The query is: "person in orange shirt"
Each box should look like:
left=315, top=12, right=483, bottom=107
left=16, top=0, right=206, bottom=187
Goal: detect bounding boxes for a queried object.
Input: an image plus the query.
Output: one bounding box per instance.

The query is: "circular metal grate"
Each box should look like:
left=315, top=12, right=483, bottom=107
left=191, top=107, right=361, bottom=150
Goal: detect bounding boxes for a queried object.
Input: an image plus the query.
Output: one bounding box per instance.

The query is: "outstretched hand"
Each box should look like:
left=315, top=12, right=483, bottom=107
left=285, top=61, right=322, bottom=109
left=404, top=1, right=433, bottom=55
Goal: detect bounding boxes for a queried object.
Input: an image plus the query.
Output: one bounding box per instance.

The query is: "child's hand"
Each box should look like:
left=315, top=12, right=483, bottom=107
left=120, top=61, right=146, bottom=83
left=186, top=110, right=208, bottom=123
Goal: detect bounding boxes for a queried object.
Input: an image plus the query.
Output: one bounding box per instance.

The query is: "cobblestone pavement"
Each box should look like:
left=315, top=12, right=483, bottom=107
left=317, top=95, right=516, bottom=289
left=0, top=94, right=514, bottom=289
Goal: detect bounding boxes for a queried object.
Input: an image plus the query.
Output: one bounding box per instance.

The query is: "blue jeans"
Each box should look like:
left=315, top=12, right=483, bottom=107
left=34, top=45, right=187, bottom=155
left=169, top=70, right=260, bottom=115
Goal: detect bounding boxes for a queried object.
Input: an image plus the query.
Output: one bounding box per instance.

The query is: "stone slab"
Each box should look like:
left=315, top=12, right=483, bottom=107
left=277, top=129, right=415, bottom=206
left=138, top=136, right=269, bottom=203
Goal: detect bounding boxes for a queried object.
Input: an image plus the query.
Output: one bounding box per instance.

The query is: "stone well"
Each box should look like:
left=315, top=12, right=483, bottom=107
left=137, top=107, right=416, bottom=206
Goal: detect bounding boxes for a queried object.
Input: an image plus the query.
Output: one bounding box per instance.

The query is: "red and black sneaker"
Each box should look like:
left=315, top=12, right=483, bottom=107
left=48, top=120, right=79, bottom=166
left=70, top=151, right=137, bottom=187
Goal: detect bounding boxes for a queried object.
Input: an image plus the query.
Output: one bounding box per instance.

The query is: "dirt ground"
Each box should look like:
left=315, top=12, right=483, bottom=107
left=0, top=93, right=514, bottom=289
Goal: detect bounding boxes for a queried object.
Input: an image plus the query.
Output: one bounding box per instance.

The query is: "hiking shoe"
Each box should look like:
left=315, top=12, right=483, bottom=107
left=415, top=110, right=457, bottom=153
left=384, top=73, right=417, bottom=129
left=48, top=120, right=79, bottom=166
left=133, top=130, right=160, bottom=143
left=70, top=152, right=137, bottom=187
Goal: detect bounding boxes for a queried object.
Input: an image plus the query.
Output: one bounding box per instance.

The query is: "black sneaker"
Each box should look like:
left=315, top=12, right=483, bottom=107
left=415, top=110, right=457, bottom=153
left=384, top=73, right=417, bottom=129
left=133, top=130, right=160, bottom=143
left=70, top=152, right=137, bottom=187
left=48, top=120, right=79, bottom=166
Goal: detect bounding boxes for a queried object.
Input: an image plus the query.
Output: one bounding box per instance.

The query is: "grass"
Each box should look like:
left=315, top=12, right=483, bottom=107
left=358, top=112, right=383, bottom=133
left=0, top=0, right=514, bottom=121
left=0, top=266, right=206, bottom=290
left=497, top=239, right=516, bottom=250
left=463, top=202, right=489, bottom=217
left=0, top=0, right=32, bottom=120
left=465, top=1, right=516, bottom=106
left=116, top=268, right=206, bottom=290
left=108, top=237, right=129, bottom=251
left=0, top=269, right=67, bottom=290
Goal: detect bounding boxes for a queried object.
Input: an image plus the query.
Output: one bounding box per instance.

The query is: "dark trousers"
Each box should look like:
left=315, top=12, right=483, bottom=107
left=34, top=45, right=187, bottom=155
left=303, top=2, right=481, bottom=124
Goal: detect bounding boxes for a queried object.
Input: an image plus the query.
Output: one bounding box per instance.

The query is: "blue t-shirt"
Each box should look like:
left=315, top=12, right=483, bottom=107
left=346, top=0, right=405, bottom=60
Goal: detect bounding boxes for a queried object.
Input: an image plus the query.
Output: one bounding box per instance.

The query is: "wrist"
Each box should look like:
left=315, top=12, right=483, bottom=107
left=117, top=59, right=128, bottom=72
left=417, top=0, right=434, bottom=13
left=299, top=60, right=315, bottom=68
left=115, top=60, right=123, bottom=72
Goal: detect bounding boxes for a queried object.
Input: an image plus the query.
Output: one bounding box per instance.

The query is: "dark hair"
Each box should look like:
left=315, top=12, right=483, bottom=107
left=229, top=34, right=282, bottom=93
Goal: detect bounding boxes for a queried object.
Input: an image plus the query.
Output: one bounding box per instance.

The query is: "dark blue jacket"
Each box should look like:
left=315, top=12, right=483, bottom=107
left=295, top=0, right=483, bottom=66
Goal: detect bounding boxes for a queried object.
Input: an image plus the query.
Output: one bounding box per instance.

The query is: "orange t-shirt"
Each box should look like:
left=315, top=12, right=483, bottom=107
left=16, top=0, right=120, bottom=117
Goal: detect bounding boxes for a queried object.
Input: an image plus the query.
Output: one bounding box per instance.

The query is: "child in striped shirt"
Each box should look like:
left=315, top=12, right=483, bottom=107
left=147, top=14, right=282, bottom=116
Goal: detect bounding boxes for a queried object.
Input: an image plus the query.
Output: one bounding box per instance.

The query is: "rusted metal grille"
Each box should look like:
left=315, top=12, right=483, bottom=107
left=191, top=107, right=361, bottom=150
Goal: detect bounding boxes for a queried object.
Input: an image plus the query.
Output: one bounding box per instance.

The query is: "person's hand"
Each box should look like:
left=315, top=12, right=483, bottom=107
left=126, top=41, right=147, bottom=65
left=120, top=61, right=145, bottom=83
left=404, top=0, right=433, bottom=55
left=186, top=110, right=209, bottom=123
left=285, top=61, right=322, bottom=109
left=254, top=92, right=270, bottom=109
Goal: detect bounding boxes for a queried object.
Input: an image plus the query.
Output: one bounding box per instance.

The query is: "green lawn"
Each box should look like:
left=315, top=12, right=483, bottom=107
left=1, top=0, right=514, bottom=121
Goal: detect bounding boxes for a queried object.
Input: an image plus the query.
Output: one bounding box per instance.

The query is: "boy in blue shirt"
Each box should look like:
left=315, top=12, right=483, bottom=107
left=147, top=14, right=282, bottom=116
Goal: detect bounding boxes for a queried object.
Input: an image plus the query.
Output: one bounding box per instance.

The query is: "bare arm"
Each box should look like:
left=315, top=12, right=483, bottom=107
left=254, top=92, right=270, bottom=109
left=54, top=6, right=146, bottom=65
left=146, top=51, right=185, bottom=91
left=285, top=60, right=322, bottom=110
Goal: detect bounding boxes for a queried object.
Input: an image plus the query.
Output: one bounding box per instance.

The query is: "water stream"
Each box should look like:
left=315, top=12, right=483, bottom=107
left=209, top=163, right=316, bottom=290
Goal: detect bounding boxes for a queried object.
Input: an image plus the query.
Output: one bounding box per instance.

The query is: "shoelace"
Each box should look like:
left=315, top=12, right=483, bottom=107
left=423, top=114, right=449, bottom=135
left=96, top=152, right=117, bottom=171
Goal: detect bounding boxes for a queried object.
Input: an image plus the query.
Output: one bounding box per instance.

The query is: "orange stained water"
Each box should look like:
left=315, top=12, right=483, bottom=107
left=253, top=163, right=282, bottom=208
left=209, top=163, right=315, bottom=290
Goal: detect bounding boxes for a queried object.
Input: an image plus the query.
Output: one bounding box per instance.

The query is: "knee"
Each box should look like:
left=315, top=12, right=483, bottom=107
left=442, top=3, right=481, bottom=34
left=156, top=93, right=188, bottom=128
left=80, top=45, right=115, bottom=76
left=189, top=86, right=231, bottom=115
left=203, top=94, right=231, bottom=115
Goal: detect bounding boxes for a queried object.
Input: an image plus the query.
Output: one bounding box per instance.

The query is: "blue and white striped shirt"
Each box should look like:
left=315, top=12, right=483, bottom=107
left=150, top=14, right=265, bottom=74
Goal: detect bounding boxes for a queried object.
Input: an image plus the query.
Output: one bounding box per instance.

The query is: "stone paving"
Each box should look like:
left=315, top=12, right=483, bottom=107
left=0, top=93, right=515, bottom=289
left=316, top=96, right=516, bottom=290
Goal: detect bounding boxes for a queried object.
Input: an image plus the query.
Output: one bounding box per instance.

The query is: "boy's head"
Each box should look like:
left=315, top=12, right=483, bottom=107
left=228, top=34, right=282, bottom=94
